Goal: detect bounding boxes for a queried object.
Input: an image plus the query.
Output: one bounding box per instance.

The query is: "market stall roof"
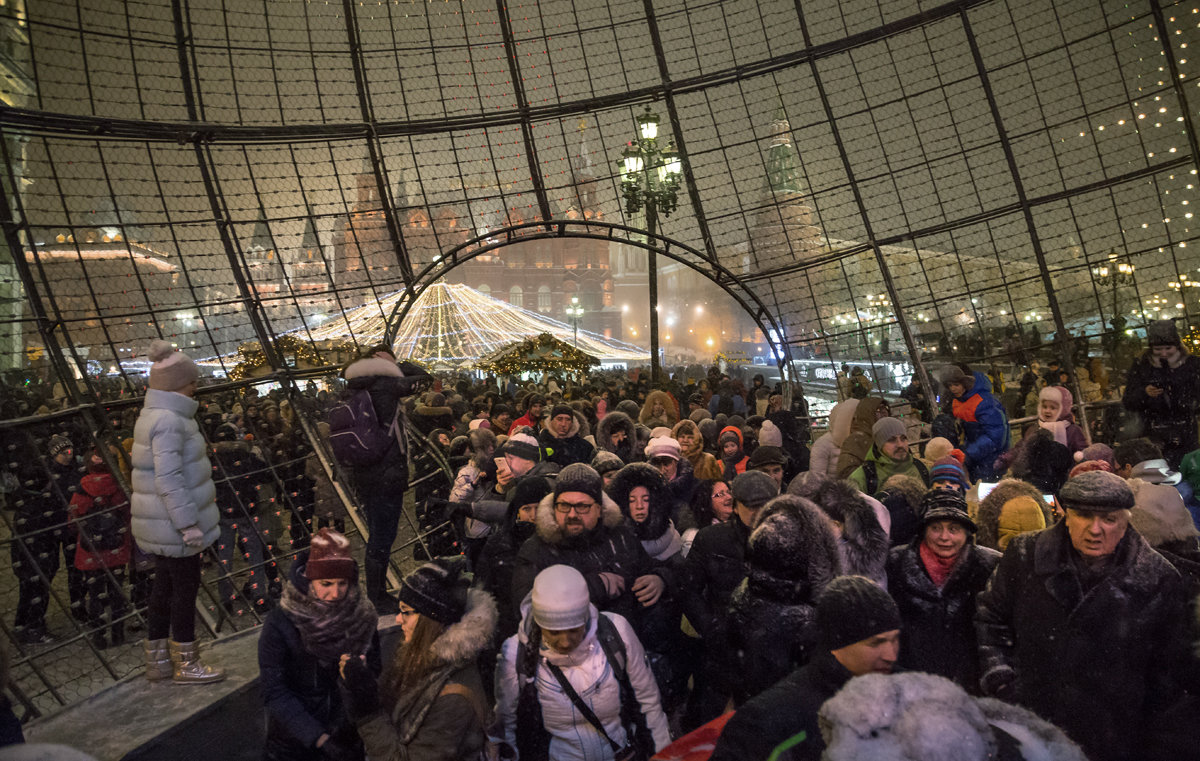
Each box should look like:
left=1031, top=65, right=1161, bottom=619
left=298, top=281, right=647, bottom=367
left=475, top=332, right=600, bottom=375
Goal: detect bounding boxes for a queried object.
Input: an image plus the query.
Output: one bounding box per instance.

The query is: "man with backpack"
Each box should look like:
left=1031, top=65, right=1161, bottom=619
left=330, top=346, right=430, bottom=613
left=494, top=564, right=670, bottom=760
left=847, top=417, right=930, bottom=496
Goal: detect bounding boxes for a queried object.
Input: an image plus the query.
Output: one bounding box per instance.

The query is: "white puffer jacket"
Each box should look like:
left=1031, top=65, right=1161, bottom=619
left=494, top=600, right=670, bottom=761
left=130, top=389, right=219, bottom=557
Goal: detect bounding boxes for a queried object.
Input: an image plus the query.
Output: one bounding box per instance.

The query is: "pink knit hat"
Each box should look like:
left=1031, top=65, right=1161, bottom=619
left=147, top=339, right=199, bottom=392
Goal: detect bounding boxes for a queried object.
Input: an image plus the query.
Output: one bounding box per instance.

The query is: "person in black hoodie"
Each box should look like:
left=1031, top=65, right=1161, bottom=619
left=259, top=529, right=380, bottom=761
left=342, top=347, right=431, bottom=613
left=594, top=410, right=638, bottom=463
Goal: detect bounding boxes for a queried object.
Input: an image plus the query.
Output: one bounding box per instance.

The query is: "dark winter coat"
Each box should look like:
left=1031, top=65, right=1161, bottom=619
left=1122, top=349, right=1200, bottom=466
left=710, top=649, right=852, bottom=761
left=211, top=440, right=271, bottom=521
left=679, top=517, right=751, bottom=641
left=949, top=372, right=1010, bottom=481
left=259, top=559, right=381, bottom=761
left=537, top=413, right=596, bottom=468
left=594, top=411, right=638, bottom=464
left=475, top=497, right=542, bottom=641
left=975, top=521, right=1190, bottom=761
left=886, top=539, right=1000, bottom=692
left=717, top=496, right=841, bottom=705
left=511, top=492, right=661, bottom=627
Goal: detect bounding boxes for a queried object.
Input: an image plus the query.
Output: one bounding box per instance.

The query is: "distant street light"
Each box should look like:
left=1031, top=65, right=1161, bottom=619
left=618, top=104, right=682, bottom=383
left=565, top=296, right=585, bottom=348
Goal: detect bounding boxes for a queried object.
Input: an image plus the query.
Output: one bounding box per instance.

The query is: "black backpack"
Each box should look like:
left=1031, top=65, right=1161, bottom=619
left=513, top=613, right=656, bottom=761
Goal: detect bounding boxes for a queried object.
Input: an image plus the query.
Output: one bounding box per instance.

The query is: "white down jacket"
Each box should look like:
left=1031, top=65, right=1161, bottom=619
left=130, top=389, right=219, bottom=557
left=494, top=600, right=670, bottom=761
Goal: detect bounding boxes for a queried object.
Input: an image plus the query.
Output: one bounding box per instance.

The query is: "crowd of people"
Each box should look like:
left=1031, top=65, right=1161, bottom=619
left=2, top=317, right=1200, bottom=761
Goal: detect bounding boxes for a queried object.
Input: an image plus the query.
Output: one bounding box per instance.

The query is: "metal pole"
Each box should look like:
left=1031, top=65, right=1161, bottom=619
left=647, top=197, right=661, bottom=385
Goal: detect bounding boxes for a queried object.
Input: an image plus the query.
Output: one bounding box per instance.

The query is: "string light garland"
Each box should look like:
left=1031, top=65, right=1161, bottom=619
left=229, top=334, right=335, bottom=380
left=476, top=332, right=600, bottom=375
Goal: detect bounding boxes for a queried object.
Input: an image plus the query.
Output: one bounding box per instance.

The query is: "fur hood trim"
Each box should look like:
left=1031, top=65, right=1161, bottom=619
left=533, top=490, right=623, bottom=545
left=545, top=410, right=585, bottom=440
left=975, top=478, right=1045, bottom=550
left=607, top=462, right=673, bottom=541
left=428, top=587, right=497, bottom=667
left=744, top=495, right=842, bottom=601
left=344, top=356, right=402, bottom=380
left=414, top=404, right=453, bottom=417
left=595, top=411, right=636, bottom=450
left=640, top=390, right=679, bottom=426
left=837, top=492, right=890, bottom=583
left=879, top=473, right=927, bottom=512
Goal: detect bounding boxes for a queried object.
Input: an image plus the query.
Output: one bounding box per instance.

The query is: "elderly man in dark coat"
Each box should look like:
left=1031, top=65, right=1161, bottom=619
left=975, top=470, right=1191, bottom=761
left=886, top=490, right=999, bottom=692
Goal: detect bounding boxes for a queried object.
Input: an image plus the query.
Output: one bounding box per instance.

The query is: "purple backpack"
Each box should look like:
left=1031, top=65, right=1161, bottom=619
left=328, top=388, right=397, bottom=467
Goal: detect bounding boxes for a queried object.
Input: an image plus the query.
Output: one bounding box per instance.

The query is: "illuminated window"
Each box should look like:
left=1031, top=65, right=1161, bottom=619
left=538, top=285, right=551, bottom=312
left=510, top=285, right=523, bottom=307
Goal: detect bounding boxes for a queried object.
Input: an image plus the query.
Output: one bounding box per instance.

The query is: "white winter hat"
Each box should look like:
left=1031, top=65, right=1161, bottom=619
left=531, top=565, right=590, bottom=630
left=147, top=339, right=199, bottom=392
left=759, top=419, right=783, bottom=447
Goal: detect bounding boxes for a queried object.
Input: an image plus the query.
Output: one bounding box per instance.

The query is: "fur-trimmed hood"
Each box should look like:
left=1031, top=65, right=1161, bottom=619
left=595, top=411, right=636, bottom=454
left=975, top=478, right=1045, bottom=550
left=343, top=356, right=402, bottom=380
left=879, top=473, right=927, bottom=514
left=792, top=475, right=889, bottom=586
left=533, top=490, right=624, bottom=545
left=743, top=495, right=841, bottom=602
left=639, top=390, right=679, bottom=427
left=428, top=587, right=498, bottom=667
left=607, top=462, right=673, bottom=541
left=544, top=409, right=586, bottom=440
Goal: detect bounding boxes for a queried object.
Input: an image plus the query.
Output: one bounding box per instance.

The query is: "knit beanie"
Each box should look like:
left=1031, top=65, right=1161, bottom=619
left=616, top=400, right=641, bottom=418
left=510, top=476, right=554, bottom=510
left=731, top=470, right=779, bottom=509
left=48, top=434, right=73, bottom=459
left=1057, top=470, right=1135, bottom=513
left=304, top=528, right=356, bottom=581
left=936, top=365, right=974, bottom=391
left=920, top=490, right=976, bottom=532
left=1147, top=318, right=1182, bottom=347
left=689, top=409, right=712, bottom=423
left=747, top=445, right=786, bottom=469
left=872, top=417, right=907, bottom=449
left=1075, top=442, right=1115, bottom=467
left=645, top=436, right=681, bottom=461
left=996, top=496, right=1046, bottom=551
left=1038, top=385, right=1073, bottom=420
left=718, top=427, right=742, bottom=448
left=147, top=339, right=200, bottom=392
left=554, top=463, right=603, bottom=505
left=759, top=420, right=783, bottom=447
left=924, top=437, right=954, bottom=463
left=502, top=431, right=541, bottom=463
left=1069, top=459, right=1113, bottom=478
left=816, top=575, right=901, bottom=651
left=398, top=557, right=470, bottom=625
left=929, top=456, right=969, bottom=490
left=531, top=565, right=590, bottom=630
left=550, top=403, right=574, bottom=420
left=590, top=450, right=625, bottom=477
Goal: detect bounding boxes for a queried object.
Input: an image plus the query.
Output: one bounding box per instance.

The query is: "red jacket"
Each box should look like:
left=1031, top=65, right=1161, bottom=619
left=69, top=471, right=132, bottom=570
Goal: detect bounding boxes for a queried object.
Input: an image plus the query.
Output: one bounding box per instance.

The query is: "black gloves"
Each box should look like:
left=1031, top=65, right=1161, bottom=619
left=340, top=656, right=380, bottom=720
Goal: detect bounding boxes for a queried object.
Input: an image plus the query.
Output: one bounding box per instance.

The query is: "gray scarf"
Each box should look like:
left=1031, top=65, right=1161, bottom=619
left=280, top=580, right=377, bottom=664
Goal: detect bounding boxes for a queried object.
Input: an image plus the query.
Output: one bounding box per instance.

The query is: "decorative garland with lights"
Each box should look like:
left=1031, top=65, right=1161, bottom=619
left=477, top=332, right=600, bottom=375
left=230, top=334, right=334, bottom=380
left=714, top=351, right=749, bottom=365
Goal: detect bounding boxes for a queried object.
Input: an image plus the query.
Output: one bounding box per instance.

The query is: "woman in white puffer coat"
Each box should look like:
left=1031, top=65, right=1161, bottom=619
left=494, top=565, right=670, bottom=761
left=131, top=340, right=223, bottom=685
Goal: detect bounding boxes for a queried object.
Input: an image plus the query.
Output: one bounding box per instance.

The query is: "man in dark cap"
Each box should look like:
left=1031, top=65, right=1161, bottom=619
left=537, top=404, right=595, bottom=468
left=1122, top=318, right=1200, bottom=468
left=711, top=575, right=901, bottom=761
left=746, top=444, right=787, bottom=489
left=976, top=470, right=1190, bottom=761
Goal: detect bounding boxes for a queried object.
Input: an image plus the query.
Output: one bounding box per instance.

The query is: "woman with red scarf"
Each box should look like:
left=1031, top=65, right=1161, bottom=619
left=884, top=490, right=1000, bottom=693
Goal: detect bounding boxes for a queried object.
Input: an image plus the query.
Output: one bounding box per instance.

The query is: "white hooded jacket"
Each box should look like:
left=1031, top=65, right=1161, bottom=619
left=494, top=599, right=670, bottom=760
left=130, top=388, right=219, bottom=557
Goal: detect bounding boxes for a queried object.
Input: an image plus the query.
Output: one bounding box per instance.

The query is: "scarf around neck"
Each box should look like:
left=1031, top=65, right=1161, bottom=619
left=280, top=579, right=378, bottom=664
left=918, top=542, right=961, bottom=589
left=1038, top=419, right=1070, bottom=447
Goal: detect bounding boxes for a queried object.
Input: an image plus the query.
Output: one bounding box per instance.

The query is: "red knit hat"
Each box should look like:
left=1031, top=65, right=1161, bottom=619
left=305, top=529, right=356, bottom=581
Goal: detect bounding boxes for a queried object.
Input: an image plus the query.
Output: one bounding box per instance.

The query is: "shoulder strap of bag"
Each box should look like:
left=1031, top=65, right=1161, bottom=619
left=545, top=663, right=622, bottom=753
left=863, top=460, right=878, bottom=495
left=438, top=682, right=489, bottom=727
left=914, top=458, right=930, bottom=485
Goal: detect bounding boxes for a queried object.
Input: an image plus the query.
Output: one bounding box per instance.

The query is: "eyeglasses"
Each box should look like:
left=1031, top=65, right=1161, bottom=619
left=555, top=500, right=596, bottom=514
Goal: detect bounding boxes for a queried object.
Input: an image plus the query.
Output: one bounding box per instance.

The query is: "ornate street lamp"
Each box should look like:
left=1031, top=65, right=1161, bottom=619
left=1091, top=253, right=1136, bottom=321
left=618, top=104, right=682, bottom=383
left=565, top=296, right=585, bottom=348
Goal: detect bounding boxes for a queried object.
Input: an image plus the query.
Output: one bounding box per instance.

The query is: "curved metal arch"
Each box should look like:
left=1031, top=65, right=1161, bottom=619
left=381, top=219, right=796, bottom=381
